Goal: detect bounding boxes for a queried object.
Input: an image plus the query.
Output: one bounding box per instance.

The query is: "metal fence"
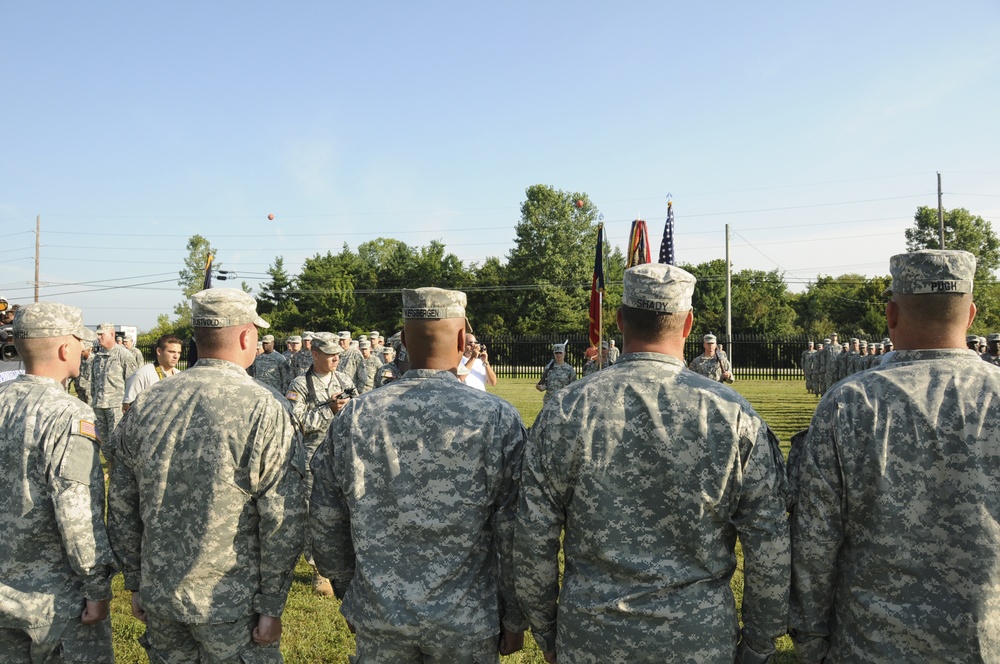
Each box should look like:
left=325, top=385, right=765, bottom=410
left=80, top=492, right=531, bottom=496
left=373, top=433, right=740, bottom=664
left=137, top=333, right=821, bottom=380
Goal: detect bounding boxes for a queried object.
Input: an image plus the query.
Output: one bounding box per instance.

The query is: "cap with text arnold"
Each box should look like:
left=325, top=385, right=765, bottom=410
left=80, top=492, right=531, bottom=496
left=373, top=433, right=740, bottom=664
left=191, top=288, right=269, bottom=329
left=622, top=263, right=696, bottom=313
left=883, top=249, right=976, bottom=297
left=13, top=302, right=97, bottom=341
left=402, top=287, right=473, bottom=333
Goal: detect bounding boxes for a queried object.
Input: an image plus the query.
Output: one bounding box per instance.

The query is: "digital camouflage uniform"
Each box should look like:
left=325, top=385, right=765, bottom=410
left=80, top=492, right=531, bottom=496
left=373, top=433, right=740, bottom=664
left=800, top=347, right=814, bottom=394
left=516, top=352, right=789, bottom=663
left=253, top=350, right=293, bottom=394
left=337, top=347, right=364, bottom=385
left=291, top=349, right=313, bottom=376
left=814, top=342, right=828, bottom=395
left=358, top=353, right=382, bottom=394
left=688, top=350, right=734, bottom=383
left=822, top=340, right=841, bottom=394
left=73, top=351, right=93, bottom=404
left=373, top=360, right=402, bottom=388
left=90, top=342, right=139, bottom=442
left=790, top=348, right=1000, bottom=662
left=0, top=304, right=115, bottom=662
left=127, top=343, right=144, bottom=368
left=107, top=356, right=305, bottom=664
left=538, top=362, right=576, bottom=403
left=310, top=367, right=529, bottom=659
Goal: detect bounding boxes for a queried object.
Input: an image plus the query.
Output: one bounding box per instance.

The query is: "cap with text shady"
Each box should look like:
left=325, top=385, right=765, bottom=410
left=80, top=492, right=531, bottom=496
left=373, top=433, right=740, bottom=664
left=311, top=332, right=343, bottom=355
left=882, top=249, right=976, bottom=297
left=402, top=287, right=473, bottom=333
left=191, top=288, right=269, bottom=328
left=622, top=263, right=696, bottom=313
left=13, top=302, right=97, bottom=341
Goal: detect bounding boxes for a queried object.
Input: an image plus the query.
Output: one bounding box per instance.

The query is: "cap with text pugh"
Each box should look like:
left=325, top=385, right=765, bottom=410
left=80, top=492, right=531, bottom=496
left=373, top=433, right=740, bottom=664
left=883, top=249, right=976, bottom=297
left=13, top=302, right=97, bottom=341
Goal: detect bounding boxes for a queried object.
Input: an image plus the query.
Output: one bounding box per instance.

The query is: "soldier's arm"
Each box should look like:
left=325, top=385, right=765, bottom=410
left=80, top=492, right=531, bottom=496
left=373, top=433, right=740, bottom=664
left=514, top=408, right=567, bottom=655
left=309, top=417, right=356, bottom=598
left=732, top=419, right=790, bottom=658
left=286, top=383, right=333, bottom=436
left=788, top=404, right=844, bottom=663
left=106, top=414, right=144, bottom=593
left=492, top=407, right=529, bottom=635
left=50, top=417, right=117, bottom=604
left=251, top=404, right=305, bottom=618
left=123, top=351, right=139, bottom=381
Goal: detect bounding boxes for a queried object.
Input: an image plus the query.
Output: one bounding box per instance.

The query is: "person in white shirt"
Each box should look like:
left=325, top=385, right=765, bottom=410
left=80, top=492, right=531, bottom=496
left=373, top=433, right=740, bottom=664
left=123, top=335, right=182, bottom=411
left=459, top=334, right=497, bottom=391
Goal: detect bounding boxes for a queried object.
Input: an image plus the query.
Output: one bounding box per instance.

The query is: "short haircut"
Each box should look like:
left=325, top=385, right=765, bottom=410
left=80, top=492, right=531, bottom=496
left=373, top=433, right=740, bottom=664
left=13, top=336, right=67, bottom=365
left=618, top=304, right=687, bottom=340
left=192, top=326, right=244, bottom=354
left=893, top=292, right=973, bottom=326
left=156, top=334, right=182, bottom=351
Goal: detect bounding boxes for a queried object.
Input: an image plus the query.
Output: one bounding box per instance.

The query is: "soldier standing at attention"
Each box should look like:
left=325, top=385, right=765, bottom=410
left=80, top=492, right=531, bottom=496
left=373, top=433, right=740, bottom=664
left=336, top=331, right=364, bottom=382
left=357, top=338, right=381, bottom=393
left=123, top=334, right=144, bottom=367
left=688, top=333, right=735, bottom=383
left=0, top=303, right=116, bottom=661
left=981, top=332, right=1000, bottom=366
left=70, top=340, right=94, bottom=404
left=790, top=250, right=1000, bottom=661
left=282, top=335, right=301, bottom=362
left=515, top=263, right=789, bottom=663
left=284, top=331, right=354, bottom=597
left=253, top=333, right=293, bottom=393
left=291, top=332, right=313, bottom=376
left=310, top=287, right=528, bottom=663
left=107, top=289, right=304, bottom=663
left=606, top=339, right=620, bottom=363
left=535, top=342, right=576, bottom=402
left=90, top=322, right=138, bottom=441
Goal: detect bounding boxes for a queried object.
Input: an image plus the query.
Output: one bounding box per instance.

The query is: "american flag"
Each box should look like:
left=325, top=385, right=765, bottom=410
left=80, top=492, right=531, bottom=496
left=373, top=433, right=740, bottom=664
left=659, top=200, right=675, bottom=265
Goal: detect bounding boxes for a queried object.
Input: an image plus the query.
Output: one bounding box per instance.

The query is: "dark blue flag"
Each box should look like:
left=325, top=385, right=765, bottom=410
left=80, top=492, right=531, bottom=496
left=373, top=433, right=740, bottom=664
left=658, top=201, right=675, bottom=265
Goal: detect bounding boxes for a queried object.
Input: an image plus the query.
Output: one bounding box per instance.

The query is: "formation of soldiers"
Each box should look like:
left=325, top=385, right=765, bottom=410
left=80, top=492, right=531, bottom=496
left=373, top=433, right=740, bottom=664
left=3, top=248, right=1000, bottom=662
left=799, top=334, right=894, bottom=395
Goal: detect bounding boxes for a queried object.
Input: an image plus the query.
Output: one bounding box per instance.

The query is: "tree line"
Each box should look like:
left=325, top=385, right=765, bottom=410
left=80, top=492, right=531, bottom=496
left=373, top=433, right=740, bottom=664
left=140, top=185, right=1000, bottom=344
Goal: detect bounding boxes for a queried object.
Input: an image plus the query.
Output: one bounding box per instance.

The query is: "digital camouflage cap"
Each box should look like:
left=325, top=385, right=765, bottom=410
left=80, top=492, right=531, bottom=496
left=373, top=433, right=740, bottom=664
left=621, top=263, right=696, bottom=313
left=402, top=287, right=473, bottom=333
left=13, top=302, right=97, bottom=341
left=191, top=288, right=269, bottom=329
left=883, top=249, right=976, bottom=297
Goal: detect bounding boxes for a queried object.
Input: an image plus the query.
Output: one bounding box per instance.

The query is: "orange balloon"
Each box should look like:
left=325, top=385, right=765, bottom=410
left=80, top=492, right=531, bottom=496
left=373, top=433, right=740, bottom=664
left=267, top=213, right=275, bottom=221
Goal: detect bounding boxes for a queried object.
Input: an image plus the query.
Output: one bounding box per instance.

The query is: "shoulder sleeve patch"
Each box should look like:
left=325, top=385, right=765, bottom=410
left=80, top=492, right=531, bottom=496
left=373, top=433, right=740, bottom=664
left=78, top=419, right=99, bottom=441
left=59, top=434, right=99, bottom=485
left=285, top=391, right=299, bottom=401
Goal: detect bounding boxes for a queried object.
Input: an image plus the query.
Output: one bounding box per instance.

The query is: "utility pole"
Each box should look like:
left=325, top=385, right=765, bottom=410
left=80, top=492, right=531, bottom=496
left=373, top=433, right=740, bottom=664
left=34, top=215, right=40, bottom=302
left=725, top=224, right=732, bottom=365
left=937, top=172, right=945, bottom=249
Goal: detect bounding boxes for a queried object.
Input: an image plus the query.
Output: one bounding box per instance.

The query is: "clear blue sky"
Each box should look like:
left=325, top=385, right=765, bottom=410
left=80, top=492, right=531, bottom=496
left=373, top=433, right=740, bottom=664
left=3, top=1, right=998, bottom=330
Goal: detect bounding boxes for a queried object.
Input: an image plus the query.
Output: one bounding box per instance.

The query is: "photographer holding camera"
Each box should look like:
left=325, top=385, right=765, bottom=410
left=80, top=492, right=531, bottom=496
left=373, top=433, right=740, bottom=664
left=284, top=331, right=356, bottom=597
left=459, top=334, right=497, bottom=391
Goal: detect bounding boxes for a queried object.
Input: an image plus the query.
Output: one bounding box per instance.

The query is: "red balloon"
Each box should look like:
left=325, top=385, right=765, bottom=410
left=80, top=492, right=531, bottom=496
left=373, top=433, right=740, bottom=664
left=575, top=200, right=584, bottom=208
left=267, top=213, right=275, bottom=221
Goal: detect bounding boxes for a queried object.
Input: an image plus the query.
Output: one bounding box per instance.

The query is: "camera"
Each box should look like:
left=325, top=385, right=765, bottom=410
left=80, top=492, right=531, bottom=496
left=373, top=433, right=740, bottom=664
left=337, top=387, right=359, bottom=400
left=1, top=325, right=17, bottom=362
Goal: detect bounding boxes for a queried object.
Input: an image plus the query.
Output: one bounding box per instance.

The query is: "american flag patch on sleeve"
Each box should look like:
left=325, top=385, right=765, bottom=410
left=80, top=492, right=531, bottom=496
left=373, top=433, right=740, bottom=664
left=285, top=391, right=299, bottom=402
left=79, top=420, right=98, bottom=440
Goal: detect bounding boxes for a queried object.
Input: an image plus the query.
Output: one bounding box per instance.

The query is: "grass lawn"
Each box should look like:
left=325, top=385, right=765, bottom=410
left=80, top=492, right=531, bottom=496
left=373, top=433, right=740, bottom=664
left=109, top=378, right=817, bottom=662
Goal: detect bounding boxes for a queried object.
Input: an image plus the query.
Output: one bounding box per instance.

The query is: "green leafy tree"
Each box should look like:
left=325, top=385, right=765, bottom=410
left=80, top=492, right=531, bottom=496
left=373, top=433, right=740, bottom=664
left=171, top=235, right=218, bottom=331
left=904, top=206, right=1000, bottom=332
left=794, top=274, right=890, bottom=339
left=679, top=259, right=728, bottom=338
left=257, top=257, right=294, bottom=314
left=293, top=247, right=360, bottom=332
left=505, top=185, right=601, bottom=334
left=731, top=269, right=797, bottom=335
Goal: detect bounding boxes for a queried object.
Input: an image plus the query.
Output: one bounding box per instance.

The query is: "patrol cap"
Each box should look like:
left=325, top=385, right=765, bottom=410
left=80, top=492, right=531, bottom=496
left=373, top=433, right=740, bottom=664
left=704, top=334, right=717, bottom=343
left=338, top=331, right=352, bottom=340
left=859, top=340, right=868, bottom=347
left=381, top=345, right=394, bottom=356
left=96, top=322, right=115, bottom=334
left=370, top=330, right=380, bottom=339
left=850, top=338, right=859, bottom=344
left=287, top=335, right=302, bottom=343
left=359, top=339, right=371, bottom=349
left=967, top=334, right=981, bottom=344
left=302, top=331, right=314, bottom=341
left=311, top=332, right=342, bottom=355
left=261, top=334, right=275, bottom=343
left=13, top=302, right=97, bottom=341
left=402, top=287, right=473, bottom=333
left=191, top=289, right=269, bottom=329
left=807, top=340, right=814, bottom=346
left=349, top=340, right=359, bottom=349
left=989, top=333, right=1000, bottom=342
left=979, top=336, right=987, bottom=345
left=823, top=338, right=831, bottom=344
left=830, top=332, right=839, bottom=338
left=842, top=343, right=849, bottom=350
left=885, top=340, right=894, bottom=348
left=621, top=263, right=696, bottom=313
left=883, top=249, right=976, bottom=297
left=553, top=343, right=566, bottom=353
left=601, top=341, right=609, bottom=349
left=388, top=332, right=404, bottom=352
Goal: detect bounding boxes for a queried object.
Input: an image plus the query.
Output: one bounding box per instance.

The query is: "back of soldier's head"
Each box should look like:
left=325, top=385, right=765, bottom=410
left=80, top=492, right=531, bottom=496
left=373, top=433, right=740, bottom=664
left=884, top=250, right=976, bottom=338
left=618, top=263, right=696, bottom=342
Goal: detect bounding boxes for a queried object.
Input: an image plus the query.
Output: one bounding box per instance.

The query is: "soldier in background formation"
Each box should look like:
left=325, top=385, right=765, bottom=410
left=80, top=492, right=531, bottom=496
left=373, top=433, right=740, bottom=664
left=688, top=333, right=734, bottom=383
left=582, top=340, right=612, bottom=376
left=108, top=289, right=303, bottom=663
left=310, top=287, right=528, bottom=662
left=983, top=332, right=1000, bottom=366
left=68, top=339, right=94, bottom=404
left=802, top=334, right=904, bottom=393
left=800, top=340, right=816, bottom=394
left=91, top=322, right=139, bottom=441
left=122, top=333, right=144, bottom=367
left=0, top=303, right=116, bottom=662
left=282, top=335, right=301, bottom=362
left=253, top=333, right=293, bottom=393
left=789, top=249, right=1000, bottom=661
left=357, top=339, right=381, bottom=393
left=535, top=342, right=576, bottom=402
left=516, top=263, right=789, bottom=663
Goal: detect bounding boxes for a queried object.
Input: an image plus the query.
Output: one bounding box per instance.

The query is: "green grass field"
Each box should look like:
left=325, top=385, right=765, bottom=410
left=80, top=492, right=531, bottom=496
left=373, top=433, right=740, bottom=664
left=108, top=378, right=818, bottom=662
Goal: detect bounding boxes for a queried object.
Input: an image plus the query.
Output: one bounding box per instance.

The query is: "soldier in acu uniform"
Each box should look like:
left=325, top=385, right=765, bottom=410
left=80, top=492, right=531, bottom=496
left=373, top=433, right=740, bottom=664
left=356, top=338, right=381, bottom=393
left=981, top=332, right=1000, bottom=366
left=70, top=340, right=94, bottom=404
left=535, top=342, right=576, bottom=402
left=107, top=289, right=305, bottom=664
left=515, top=263, right=789, bottom=664
left=253, top=334, right=293, bottom=393
left=336, top=331, right=364, bottom=383
left=0, top=303, right=115, bottom=662
left=310, top=287, right=528, bottom=663
left=800, top=340, right=815, bottom=394
left=373, top=346, right=401, bottom=387
left=291, top=332, right=314, bottom=376
left=282, top=335, right=301, bottom=362
left=688, top=333, right=735, bottom=383
left=284, top=331, right=354, bottom=597
left=790, top=250, right=1000, bottom=662
left=90, top=322, right=139, bottom=442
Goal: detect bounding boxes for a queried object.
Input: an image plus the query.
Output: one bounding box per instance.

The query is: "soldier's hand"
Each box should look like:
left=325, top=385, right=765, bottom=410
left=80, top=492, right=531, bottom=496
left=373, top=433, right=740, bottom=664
left=498, top=628, right=525, bottom=655
left=130, top=592, right=147, bottom=623
left=329, top=393, right=349, bottom=414
left=543, top=650, right=557, bottom=663
left=535, top=383, right=545, bottom=392
left=253, top=614, right=282, bottom=645
left=81, top=599, right=110, bottom=625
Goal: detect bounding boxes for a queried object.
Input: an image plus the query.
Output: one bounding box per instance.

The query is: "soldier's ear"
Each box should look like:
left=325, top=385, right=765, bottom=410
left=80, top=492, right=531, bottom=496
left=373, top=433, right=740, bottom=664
left=682, top=310, right=694, bottom=339
left=967, top=301, right=977, bottom=331
left=885, top=300, right=898, bottom=331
